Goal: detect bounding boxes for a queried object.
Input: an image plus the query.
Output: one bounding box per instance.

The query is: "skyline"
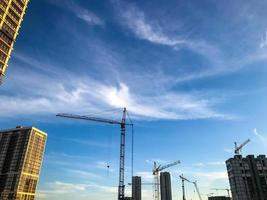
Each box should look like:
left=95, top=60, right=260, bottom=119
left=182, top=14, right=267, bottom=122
left=1, top=0, right=267, bottom=199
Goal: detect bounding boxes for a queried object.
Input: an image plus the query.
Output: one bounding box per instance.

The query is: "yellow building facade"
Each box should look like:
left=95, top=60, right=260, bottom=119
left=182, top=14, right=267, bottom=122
left=0, top=126, right=47, bottom=200
left=0, top=0, right=30, bottom=81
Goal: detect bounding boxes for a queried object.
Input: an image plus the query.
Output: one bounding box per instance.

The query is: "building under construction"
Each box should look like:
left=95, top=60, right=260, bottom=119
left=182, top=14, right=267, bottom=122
left=0, top=126, right=47, bottom=200
left=0, top=0, right=30, bottom=81
left=226, top=155, right=267, bottom=200
left=132, top=176, right=141, bottom=200
left=160, top=172, right=172, bottom=200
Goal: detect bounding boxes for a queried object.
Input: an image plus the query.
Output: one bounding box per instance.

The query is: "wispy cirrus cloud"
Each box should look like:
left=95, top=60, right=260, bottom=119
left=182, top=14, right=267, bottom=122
left=207, top=161, right=225, bottom=166
left=192, top=162, right=205, bottom=167
left=224, top=148, right=233, bottom=153
left=177, top=168, right=229, bottom=187
left=44, top=153, right=115, bottom=176
left=113, top=0, right=267, bottom=84
left=60, top=138, right=112, bottom=149
left=114, top=0, right=221, bottom=60
left=253, top=128, right=267, bottom=146
left=145, top=158, right=169, bottom=165
left=260, top=31, right=267, bottom=48
left=38, top=181, right=117, bottom=199
left=0, top=53, right=229, bottom=121
left=48, top=0, right=104, bottom=26
left=193, top=161, right=225, bottom=167
left=65, top=169, right=101, bottom=179
left=192, top=171, right=228, bottom=183
left=136, top=171, right=153, bottom=182
left=113, top=0, right=226, bottom=79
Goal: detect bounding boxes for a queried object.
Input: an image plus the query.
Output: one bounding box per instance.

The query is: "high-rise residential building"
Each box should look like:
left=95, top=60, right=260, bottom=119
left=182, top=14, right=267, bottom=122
left=0, top=0, right=30, bottom=81
left=132, top=176, right=141, bottom=200
left=208, top=197, right=231, bottom=200
left=0, top=126, right=47, bottom=200
left=160, top=172, right=172, bottom=200
left=226, top=155, right=267, bottom=200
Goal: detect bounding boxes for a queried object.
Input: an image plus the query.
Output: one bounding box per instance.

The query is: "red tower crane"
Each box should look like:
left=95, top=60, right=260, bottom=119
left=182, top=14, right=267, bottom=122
left=57, top=107, right=133, bottom=200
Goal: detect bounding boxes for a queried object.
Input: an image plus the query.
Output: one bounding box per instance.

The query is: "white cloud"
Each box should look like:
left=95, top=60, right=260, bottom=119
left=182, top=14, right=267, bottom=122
left=136, top=171, right=153, bottom=182
left=193, top=162, right=205, bottom=167
left=253, top=128, right=267, bottom=146
left=193, top=171, right=228, bottom=180
left=49, top=181, right=88, bottom=192
left=38, top=181, right=117, bottom=199
left=260, top=31, right=267, bottom=48
left=65, top=169, right=101, bottom=179
left=44, top=152, right=93, bottom=167
left=115, top=1, right=222, bottom=65
left=48, top=0, right=104, bottom=26
left=0, top=54, right=228, bottom=121
left=145, top=158, right=169, bottom=165
left=224, top=148, right=233, bottom=153
left=96, top=161, right=115, bottom=172
left=207, top=161, right=225, bottom=166
left=190, top=171, right=228, bottom=188
left=117, top=2, right=185, bottom=47
left=113, top=1, right=267, bottom=84
left=100, top=83, right=228, bottom=120
left=61, top=138, right=111, bottom=148
left=192, top=161, right=225, bottom=167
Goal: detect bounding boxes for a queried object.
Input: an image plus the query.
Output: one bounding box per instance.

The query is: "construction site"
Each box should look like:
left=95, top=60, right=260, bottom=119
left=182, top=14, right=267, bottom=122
left=0, top=0, right=266, bottom=200
left=55, top=108, right=267, bottom=200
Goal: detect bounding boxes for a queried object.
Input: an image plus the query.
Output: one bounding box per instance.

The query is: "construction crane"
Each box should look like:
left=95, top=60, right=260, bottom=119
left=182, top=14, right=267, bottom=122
left=234, top=139, right=250, bottom=155
left=179, top=174, right=191, bottom=200
left=57, top=108, right=133, bottom=200
left=210, top=188, right=231, bottom=197
left=192, top=181, right=202, bottom=200
left=179, top=175, right=202, bottom=200
left=153, top=161, right=180, bottom=200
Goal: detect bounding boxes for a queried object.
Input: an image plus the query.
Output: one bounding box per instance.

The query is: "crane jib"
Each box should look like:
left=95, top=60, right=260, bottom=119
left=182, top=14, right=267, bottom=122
left=57, top=108, right=133, bottom=200
left=56, top=114, right=133, bottom=126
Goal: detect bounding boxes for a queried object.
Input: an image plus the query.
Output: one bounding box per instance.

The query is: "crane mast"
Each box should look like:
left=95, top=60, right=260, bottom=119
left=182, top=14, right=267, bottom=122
left=57, top=108, right=132, bottom=200
left=153, top=161, right=180, bottom=200
left=153, top=162, right=160, bottom=200
left=179, top=175, right=190, bottom=200
left=118, top=108, right=126, bottom=200
left=179, top=175, right=202, bottom=200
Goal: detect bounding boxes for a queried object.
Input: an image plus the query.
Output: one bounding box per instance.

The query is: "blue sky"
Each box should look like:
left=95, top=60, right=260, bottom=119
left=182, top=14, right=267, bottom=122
left=1, top=0, right=267, bottom=199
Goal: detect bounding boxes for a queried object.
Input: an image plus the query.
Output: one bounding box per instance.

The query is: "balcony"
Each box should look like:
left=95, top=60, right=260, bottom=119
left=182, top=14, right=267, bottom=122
left=6, top=11, right=19, bottom=25
left=13, top=0, right=25, bottom=11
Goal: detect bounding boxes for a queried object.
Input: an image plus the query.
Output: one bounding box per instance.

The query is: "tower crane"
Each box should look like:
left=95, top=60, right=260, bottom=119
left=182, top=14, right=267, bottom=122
left=234, top=139, right=250, bottom=155
left=57, top=108, right=133, bottom=200
left=179, top=175, right=202, bottom=200
left=210, top=188, right=231, bottom=197
left=153, top=161, right=180, bottom=200
left=179, top=174, right=191, bottom=200
left=192, top=181, right=202, bottom=200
